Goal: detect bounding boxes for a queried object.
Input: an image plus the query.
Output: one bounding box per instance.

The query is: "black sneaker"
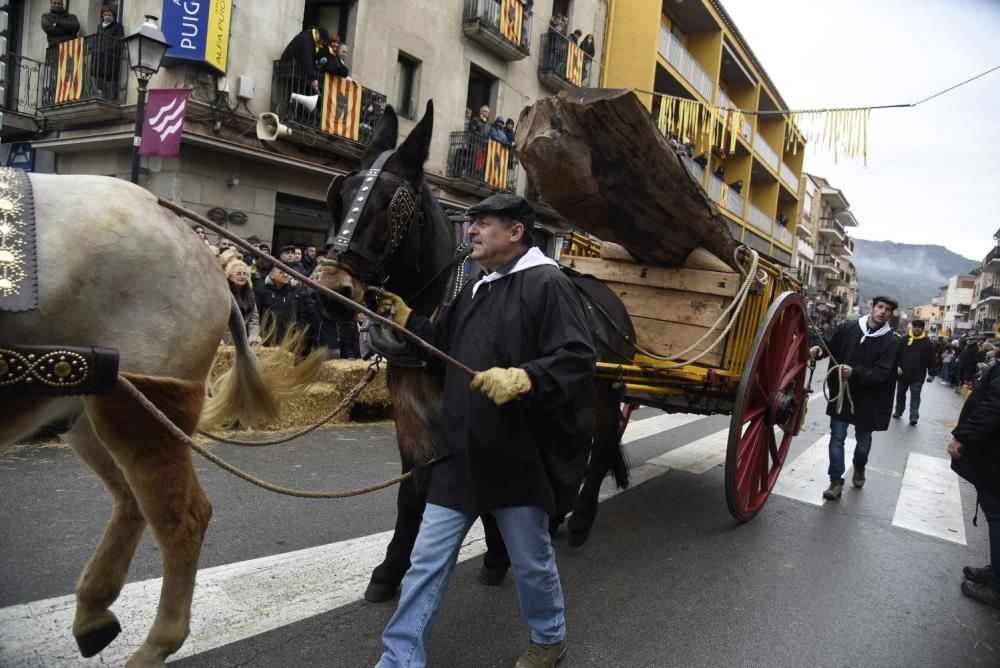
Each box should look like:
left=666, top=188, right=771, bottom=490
left=963, top=564, right=993, bottom=585
left=363, top=580, right=399, bottom=603
left=892, top=413, right=902, bottom=419
left=961, top=580, right=1000, bottom=610
left=909, top=419, right=918, bottom=426
left=478, top=564, right=508, bottom=586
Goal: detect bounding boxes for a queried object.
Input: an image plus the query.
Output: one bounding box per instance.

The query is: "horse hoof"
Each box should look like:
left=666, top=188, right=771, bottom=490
left=364, top=581, right=399, bottom=603
left=567, top=529, right=590, bottom=548
left=75, top=620, right=122, bottom=658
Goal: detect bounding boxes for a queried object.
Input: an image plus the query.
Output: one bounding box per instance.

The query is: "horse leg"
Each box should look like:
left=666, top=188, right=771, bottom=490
left=60, top=414, right=147, bottom=658
left=365, top=471, right=426, bottom=602
left=85, top=374, right=212, bottom=668
left=567, top=380, right=628, bottom=548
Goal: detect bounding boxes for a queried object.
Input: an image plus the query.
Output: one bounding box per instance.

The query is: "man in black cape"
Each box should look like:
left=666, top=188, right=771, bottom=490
left=373, top=194, right=594, bottom=668
left=893, top=318, right=937, bottom=425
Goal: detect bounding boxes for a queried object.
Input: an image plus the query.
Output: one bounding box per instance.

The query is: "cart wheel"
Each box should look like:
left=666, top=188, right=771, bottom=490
left=725, top=292, right=808, bottom=521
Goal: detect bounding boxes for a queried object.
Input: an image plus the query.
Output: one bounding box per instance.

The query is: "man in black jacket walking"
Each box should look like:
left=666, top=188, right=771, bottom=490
left=949, top=362, right=1000, bottom=609
left=893, top=319, right=937, bottom=425
left=810, top=296, right=901, bottom=500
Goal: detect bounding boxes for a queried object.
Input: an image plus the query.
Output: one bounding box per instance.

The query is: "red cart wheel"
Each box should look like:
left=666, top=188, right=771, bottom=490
left=725, top=292, right=808, bottom=521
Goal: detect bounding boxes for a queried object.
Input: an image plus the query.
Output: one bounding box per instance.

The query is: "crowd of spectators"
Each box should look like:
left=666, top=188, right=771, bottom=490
left=936, top=336, right=997, bottom=392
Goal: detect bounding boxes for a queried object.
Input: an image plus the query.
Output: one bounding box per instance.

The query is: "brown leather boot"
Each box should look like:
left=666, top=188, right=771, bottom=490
left=852, top=465, right=866, bottom=488
left=823, top=482, right=844, bottom=500
left=515, top=638, right=567, bottom=668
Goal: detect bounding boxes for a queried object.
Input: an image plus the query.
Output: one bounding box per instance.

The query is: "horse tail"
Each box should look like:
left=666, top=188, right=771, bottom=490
left=199, top=298, right=324, bottom=429
left=610, top=440, right=631, bottom=489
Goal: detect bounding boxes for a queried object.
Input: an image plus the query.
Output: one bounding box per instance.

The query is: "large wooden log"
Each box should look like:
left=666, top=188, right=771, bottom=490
left=515, top=88, right=738, bottom=268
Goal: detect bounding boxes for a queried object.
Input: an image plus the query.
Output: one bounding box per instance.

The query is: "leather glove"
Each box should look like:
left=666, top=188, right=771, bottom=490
left=470, top=367, right=532, bottom=406
left=376, top=291, right=412, bottom=327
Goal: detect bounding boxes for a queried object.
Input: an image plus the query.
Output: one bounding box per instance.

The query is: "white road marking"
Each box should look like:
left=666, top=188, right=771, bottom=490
left=773, top=435, right=855, bottom=507
left=621, top=412, right=704, bottom=444
left=647, top=427, right=728, bottom=474
left=891, top=453, right=967, bottom=545
left=0, top=524, right=488, bottom=666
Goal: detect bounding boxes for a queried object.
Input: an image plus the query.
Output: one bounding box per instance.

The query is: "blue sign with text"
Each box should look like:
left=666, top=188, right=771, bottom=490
left=161, top=0, right=231, bottom=74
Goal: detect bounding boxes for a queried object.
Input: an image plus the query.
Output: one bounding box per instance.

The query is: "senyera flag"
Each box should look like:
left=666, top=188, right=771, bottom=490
left=139, top=90, right=190, bottom=157
left=565, top=43, right=584, bottom=86
left=55, top=37, right=84, bottom=104
left=500, top=0, right=523, bottom=46
left=485, top=139, right=510, bottom=190
left=322, top=75, right=363, bottom=141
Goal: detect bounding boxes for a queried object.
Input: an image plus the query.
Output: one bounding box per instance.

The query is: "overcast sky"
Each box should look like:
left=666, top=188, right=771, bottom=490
left=723, top=0, right=1000, bottom=262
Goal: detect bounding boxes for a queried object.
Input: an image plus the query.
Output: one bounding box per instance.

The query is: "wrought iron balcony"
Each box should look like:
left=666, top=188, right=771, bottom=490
left=447, top=130, right=518, bottom=193
left=270, top=61, right=386, bottom=146
left=984, top=245, right=1000, bottom=271
left=1, top=54, right=44, bottom=135
left=537, top=32, right=593, bottom=92
left=462, top=0, right=532, bottom=60
left=979, top=285, right=1000, bottom=302
left=36, top=33, right=128, bottom=127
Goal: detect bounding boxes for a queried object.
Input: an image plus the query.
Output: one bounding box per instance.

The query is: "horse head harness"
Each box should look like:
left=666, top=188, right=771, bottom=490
left=326, top=149, right=422, bottom=285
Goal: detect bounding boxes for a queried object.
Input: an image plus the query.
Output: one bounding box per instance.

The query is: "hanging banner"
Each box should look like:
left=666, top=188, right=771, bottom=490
left=161, top=0, right=232, bottom=74
left=55, top=37, right=84, bottom=104
left=139, top=89, right=190, bottom=157
left=565, top=43, right=584, bottom=86
left=485, top=139, right=510, bottom=190
left=500, top=0, right=523, bottom=46
left=322, top=75, right=362, bottom=141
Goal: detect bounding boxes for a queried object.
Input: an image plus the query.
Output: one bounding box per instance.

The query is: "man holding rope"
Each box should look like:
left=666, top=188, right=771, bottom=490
left=373, top=194, right=595, bottom=668
left=809, top=296, right=901, bottom=500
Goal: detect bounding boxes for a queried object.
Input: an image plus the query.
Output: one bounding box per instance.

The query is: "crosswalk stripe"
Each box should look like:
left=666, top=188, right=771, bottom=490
left=772, top=435, right=855, bottom=507
left=0, top=524, right=489, bottom=666
left=621, top=412, right=704, bottom=444
left=891, top=453, right=966, bottom=545
left=647, top=427, right=728, bottom=474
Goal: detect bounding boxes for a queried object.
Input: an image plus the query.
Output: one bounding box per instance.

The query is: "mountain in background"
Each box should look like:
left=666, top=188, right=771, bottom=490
left=851, top=240, right=979, bottom=311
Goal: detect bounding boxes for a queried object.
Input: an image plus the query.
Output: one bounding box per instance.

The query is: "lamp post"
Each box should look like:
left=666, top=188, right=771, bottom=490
left=123, top=16, right=169, bottom=184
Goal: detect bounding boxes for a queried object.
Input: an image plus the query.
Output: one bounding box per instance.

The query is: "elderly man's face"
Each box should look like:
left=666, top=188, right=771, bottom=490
left=271, top=270, right=290, bottom=286
left=479, top=105, right=489, bottom=119
left=280, top=249, right=296, bottom=263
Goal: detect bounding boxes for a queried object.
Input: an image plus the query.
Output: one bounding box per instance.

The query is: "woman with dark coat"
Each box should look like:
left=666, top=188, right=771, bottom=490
left=91, top=5, right=124, bottom=99
left=223, top=260, right=261, bottom=343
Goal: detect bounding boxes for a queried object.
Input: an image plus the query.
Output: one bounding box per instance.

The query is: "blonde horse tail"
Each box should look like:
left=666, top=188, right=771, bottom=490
left=199, top=297, right=324, bottom=429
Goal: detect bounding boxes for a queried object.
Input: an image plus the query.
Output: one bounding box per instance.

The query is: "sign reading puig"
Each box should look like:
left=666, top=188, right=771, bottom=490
left=161, top=0, right=232, bottom=74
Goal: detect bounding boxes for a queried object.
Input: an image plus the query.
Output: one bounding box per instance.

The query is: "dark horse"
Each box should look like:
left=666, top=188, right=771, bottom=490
left=315, top=101, right=635, bottom=601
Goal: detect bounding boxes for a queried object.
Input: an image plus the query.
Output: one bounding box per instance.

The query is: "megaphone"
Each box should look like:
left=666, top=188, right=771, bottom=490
left=290, top=92, right=319, bottom=112
left=256, top=113, right=292, bottom=141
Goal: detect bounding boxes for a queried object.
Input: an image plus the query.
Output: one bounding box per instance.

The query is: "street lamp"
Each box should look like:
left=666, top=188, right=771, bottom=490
left=123, top=15, right=169, bottom=184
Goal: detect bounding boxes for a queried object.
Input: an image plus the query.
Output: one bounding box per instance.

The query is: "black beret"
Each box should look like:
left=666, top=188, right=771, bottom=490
left=278, top=244, right=297, bottom=254
left=466, top=193, right=535, bottom=225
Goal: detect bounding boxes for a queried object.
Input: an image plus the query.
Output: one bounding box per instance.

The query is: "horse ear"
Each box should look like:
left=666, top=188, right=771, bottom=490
left=393, top=100, right=434, bottom=179
left=362, top=105, right=399, bottom=166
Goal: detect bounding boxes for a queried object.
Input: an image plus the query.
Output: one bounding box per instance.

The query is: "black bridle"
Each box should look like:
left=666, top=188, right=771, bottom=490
left=325, top=149, right=423, bottom=286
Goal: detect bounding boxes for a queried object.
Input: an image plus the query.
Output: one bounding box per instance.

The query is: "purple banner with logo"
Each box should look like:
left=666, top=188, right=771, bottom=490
left=139, top=89, right=190, bottom=157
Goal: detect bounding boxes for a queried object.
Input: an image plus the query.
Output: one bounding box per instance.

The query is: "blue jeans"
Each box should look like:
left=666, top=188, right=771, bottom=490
left=894, top=379, right=924, bottom=420
left=978, top=487, right=1000, bottom=584
left=827, top=418, right=873, bottom=484
left=377, top=504, right=565, bottom=667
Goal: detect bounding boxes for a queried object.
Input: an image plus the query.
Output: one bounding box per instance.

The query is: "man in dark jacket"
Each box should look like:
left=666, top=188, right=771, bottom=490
left=374, top=194, right=594, bottom=668
left=810, top=296, right=901, bottom=500
left=893, top=319, right=937, bottom=425
left=41, top=0, right=80, bottom=47
left=280, top=26, right=337, bottom=94
left=949, top=362, right=1000, bottom=609
left=253, top=268, right=310, bottom=342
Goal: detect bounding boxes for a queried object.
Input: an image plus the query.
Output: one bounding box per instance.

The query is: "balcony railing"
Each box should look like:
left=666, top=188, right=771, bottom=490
left=39, top=33, right=127, bottom=107
left=270, top=61, right=386, bottom=146
left=658, top=26, right=713, bottom=101
left=537, top=32, right=593, bottom=90
left=1, top=54, right=44, bottom=119
left=979, top=318, right=997, bottom=334
left=447, top=130, right=518, bottom=193
left=980, top=285, right=1000, bottom=301
left=681, top=155, right=705, bottom=185
left=984, top=245, right=1000, bottom=267
left=818, top=219, right=846, bottom=240
left=753, top=133, right=779, bottom=170
left=746, top=203, right=772, bottom=235
left=813, top=253, right=837, bottom=271
left=462, top=0, right=532, bottom=58
left=797, top=240, right=815, bottom=260
left=716, top=87, right=752, bottom=141
left=775, top=224, right=793, bottom=247
left=780, top=161, right=797, bottom=191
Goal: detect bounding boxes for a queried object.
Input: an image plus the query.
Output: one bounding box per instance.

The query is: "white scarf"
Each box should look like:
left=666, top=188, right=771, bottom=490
left=857, top=314, right=891, bottom=343
left=471, top=247, right=558, bottom=297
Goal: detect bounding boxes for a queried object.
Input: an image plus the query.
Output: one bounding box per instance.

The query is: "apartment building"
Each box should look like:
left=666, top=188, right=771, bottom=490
left=912, top=302, right=944, bottom=336
left=1, top=0, right=606, bottom=252
left=602, top=0, right=805, bottom=266
left=970, top=226, right=1000, bottom=339
left=939, top=275, right=975, bottom=337
left=796, top=173, right=858, bottom=324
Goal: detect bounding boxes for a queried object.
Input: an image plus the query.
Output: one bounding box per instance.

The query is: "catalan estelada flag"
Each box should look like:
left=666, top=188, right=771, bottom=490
left=500, top=0, right=523, bottom=46
left=485, top=139, right=510, bottom=190
left=55, top=37, right=84, bottom=104
left=322, top=75, right=362, bottom=141
left=565, top=42, right=584, bottom=87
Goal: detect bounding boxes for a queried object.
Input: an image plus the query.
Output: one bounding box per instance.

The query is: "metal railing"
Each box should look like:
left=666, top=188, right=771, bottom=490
left=270, top=60, right=386, bottom=145
left=980, top=285, right=1000, bottom=301
left=978, top=318, right=997, bottom=334
left=657, top=26, right=713, bottom=101
left=753, top=133, right=779, bottom=170
left=775, top=224, right=793, bottom=247
left=797, top=239, right=815, bottom=260
left=538, top=32, right=593, bottom=88
left=39, top=33, right=127, bottom=107
left=680, top=155, right=705, bottom=185
left=984, top=245, right=1000, bottom=266
left=746, top=202, right=772, bottom=235
left=446, top=130, right=518, bottom=193
left=1, top=54, right=45, bottom=118
left=819, top=218, right=846, bottom=240
left=715, top=87, right=752, bottom=140
left=780, top=161, right=797, bottom=191
left=462, top=0, right=532, bottom=53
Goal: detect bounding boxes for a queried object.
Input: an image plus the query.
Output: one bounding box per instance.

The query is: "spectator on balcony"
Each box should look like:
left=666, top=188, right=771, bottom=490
left=490, top=117, right=511, bottom=146
left=569, top=29, right=582, bottom=45
left=470, top=105, right=491, bottom=137
left=336, top=44, right=351, bottom=75
left=322, top=39, right=350, bottom=79
left=777, top=212, right=789, bottom=226
left=712, top=166, right=725, bottom=181
left=504, top=118, right=517, bottom=146
left=546, top=15, right=568, bottom=72
left=280, top=26, right=335, bottom=94
left=692, top=150, right=708, bottom=168
left=729, top=180, right=744, bottom=195
left=90, top=5, right=124, bottom=100
left=41, top=0, right=80, bottom=47
left=463, top=107, right=473, bottom=131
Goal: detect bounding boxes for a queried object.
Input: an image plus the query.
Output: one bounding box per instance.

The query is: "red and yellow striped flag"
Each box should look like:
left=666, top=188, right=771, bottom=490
left=485, top=139, right=510, bottom=190
left=322, top=75, right=363, bottom=141
left=55, top=37, right=84, bottom=104
left=565, top=43, right=584, bottom=87
left=500, top=0, right=523, bottom=45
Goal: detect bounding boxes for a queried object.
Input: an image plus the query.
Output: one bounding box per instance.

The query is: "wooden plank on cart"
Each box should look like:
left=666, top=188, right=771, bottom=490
left=516, top=88, right=738, bottom=268
left=631, top=317, right=726, bottom=367
left=560, top=255, right=739, bottom=297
